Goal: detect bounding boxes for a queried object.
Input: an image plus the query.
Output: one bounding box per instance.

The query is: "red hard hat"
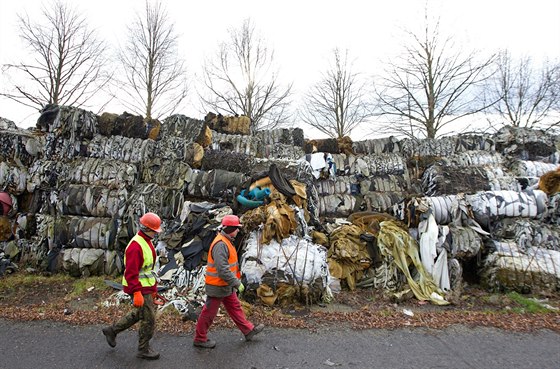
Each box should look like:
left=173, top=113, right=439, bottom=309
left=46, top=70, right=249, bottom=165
left=139, top=212, right=162, bottom=233
left=0, top=191, right=12, bottom=215
left=221, top=214, right=241, bottom=227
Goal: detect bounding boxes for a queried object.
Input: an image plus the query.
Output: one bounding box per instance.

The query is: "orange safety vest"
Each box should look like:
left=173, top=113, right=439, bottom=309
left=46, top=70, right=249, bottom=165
left=205, top=233, right=240, bottom=286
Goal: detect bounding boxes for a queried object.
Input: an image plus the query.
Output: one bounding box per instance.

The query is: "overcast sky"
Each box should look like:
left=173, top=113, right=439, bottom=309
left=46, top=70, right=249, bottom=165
left=1, top=0, right=559, bottom=137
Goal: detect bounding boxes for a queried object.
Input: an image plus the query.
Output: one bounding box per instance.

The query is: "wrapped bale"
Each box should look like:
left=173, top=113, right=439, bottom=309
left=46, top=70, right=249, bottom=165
left=0, top=128, right=44, bottom=167
left=466, top=190, right=548, bottom=230
left=494, top=126, right=557, bottom=160
left=241, top=232, right=329, bottom=305
left=489, top=218, right=560, bottom=252
left=201, top=150, right=255, bottom=173
left=141, top=158, right=191, bottom=189
left=127, top=183, right=184, bottom=219
left=97, top=112, right=160, bottom=140
left=86, top=135, right=156, bottom=163
left=0, top=162, right=28, bottom=195
left=61, top=248, right=105, bottom=277
left=481, top=241, right=560, bottom=293
left=67, top=157, right=138, bottom=189
left=57, top=184, right=128, bottom=218
left=53, top=215, right=119, bottom=250
left=160, top=114, right=205, bottom=140
left=42, top=105, right=98, bottom=140
left=205, top=112, right=251, bottom=135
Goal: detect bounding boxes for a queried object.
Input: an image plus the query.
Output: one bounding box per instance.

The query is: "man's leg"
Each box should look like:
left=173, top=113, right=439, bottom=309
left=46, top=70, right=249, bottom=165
left=136, top=294, right=159, bottom=360
left=112, top=302, right=142, bottom=333
left=194, top=296, right=222, bottom=343
left=137, top=294, right=156, bottom=351
left=222, top=292, right=254, bottom=335
left=102, top=296, right=142, bottom=348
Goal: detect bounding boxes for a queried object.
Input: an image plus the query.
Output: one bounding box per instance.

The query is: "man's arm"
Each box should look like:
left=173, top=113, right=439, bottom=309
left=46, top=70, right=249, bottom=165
left=124, top=242, right=143, bottom=292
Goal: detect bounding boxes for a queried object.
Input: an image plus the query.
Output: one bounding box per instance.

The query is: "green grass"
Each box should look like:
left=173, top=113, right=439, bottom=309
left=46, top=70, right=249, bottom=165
left=68, top=276, right=111, bottom=298
left=506, top=292, right=552, bottom=313
left=0, top=273, right=72, bottom=290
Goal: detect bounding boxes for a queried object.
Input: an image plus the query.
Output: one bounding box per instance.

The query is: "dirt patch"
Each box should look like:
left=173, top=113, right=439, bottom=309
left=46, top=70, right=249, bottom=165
left=0, top=273, right=559, bottom=333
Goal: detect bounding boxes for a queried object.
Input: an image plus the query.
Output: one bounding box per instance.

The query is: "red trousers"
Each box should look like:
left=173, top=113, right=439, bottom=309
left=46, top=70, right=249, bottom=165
left=194, top=292, right=254, bottom=342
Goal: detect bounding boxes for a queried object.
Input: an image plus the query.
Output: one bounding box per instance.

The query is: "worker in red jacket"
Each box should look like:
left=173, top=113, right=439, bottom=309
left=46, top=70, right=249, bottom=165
left=102, top=212, right=162, bottom=360
left=193, top=214, right=264, bottom=348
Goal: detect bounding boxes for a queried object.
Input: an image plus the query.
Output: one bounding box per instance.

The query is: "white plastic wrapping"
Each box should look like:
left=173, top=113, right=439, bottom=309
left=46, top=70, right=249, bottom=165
left=241, top=231, right=329, bottom=286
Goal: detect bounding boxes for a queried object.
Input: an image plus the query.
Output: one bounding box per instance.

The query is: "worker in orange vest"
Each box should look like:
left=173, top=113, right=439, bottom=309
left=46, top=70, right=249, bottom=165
left=193, top=214, right=264, bottom=348
left=102, top=212, right=162, bottom=360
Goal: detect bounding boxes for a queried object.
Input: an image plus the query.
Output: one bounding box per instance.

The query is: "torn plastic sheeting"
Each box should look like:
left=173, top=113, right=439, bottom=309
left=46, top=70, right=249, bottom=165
left=543, top=193, right=560, bottom=225
left=377, top=220, right=449, bottom=305
left=241, top=232, right=329, bottom=287
left=394, top=195, right=458, bottom=226
left=401, top=134, right=496, bottom=157
left=256, top=143, right=305, bottom=160
left=316, top=177, right=355, bottom=196
left=361, top=174, right=409, bottom=193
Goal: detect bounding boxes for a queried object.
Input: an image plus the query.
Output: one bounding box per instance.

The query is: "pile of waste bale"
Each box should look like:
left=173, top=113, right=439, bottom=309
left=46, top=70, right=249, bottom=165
left=1, top=106, right=559, bottom=314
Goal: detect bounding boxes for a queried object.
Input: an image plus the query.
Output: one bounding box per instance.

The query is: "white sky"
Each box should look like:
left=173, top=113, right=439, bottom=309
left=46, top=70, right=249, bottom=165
left=1, top=0, right=559, bottom=138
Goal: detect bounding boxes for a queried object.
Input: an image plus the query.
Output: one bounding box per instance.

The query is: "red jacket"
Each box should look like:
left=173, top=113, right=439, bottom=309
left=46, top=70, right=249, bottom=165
left=123, top=231, right=158, bottom=295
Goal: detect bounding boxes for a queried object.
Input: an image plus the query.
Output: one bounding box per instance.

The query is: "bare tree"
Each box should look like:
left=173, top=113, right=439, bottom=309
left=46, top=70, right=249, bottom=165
left=1, top=0, right=109, bottom=111
left=200, top=18, right=292, bottom=132
left=375, top=15, right=495, bottom=139
left=299, top=48, right=372, bottom=138
left=483, top=50, right=560, bottom=131
left=118, top=0, right=188, bottom=119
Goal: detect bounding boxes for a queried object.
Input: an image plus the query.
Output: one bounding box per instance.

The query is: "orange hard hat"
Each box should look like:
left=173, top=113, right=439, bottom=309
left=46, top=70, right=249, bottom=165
left=139, top=212, right=162, bottom=233
left=221, top=214, right=241, bottom=227
left=0, top=191, right=12, bottom=215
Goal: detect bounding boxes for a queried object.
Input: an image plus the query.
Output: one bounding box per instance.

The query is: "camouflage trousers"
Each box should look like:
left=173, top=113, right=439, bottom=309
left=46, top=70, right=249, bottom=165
left=112, top=293, right=155, bottom=351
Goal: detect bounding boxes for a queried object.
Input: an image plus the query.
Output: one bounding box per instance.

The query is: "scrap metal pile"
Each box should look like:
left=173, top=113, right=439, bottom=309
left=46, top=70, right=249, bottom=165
left=1, top=107, right=560, bottom=313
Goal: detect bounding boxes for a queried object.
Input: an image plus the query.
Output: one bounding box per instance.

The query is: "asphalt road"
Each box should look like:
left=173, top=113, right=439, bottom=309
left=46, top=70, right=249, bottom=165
left=1, top=319, right=559, bottom=369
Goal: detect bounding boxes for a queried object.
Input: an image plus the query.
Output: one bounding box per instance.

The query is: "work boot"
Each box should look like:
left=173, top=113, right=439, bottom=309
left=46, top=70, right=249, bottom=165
left=136, top=348, right=160, bottom=360
left=102, top=326, right=117, bottom=348
left=193, top=339, right=216, bottom=349
left=245, top=324, right=265, bottom=341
